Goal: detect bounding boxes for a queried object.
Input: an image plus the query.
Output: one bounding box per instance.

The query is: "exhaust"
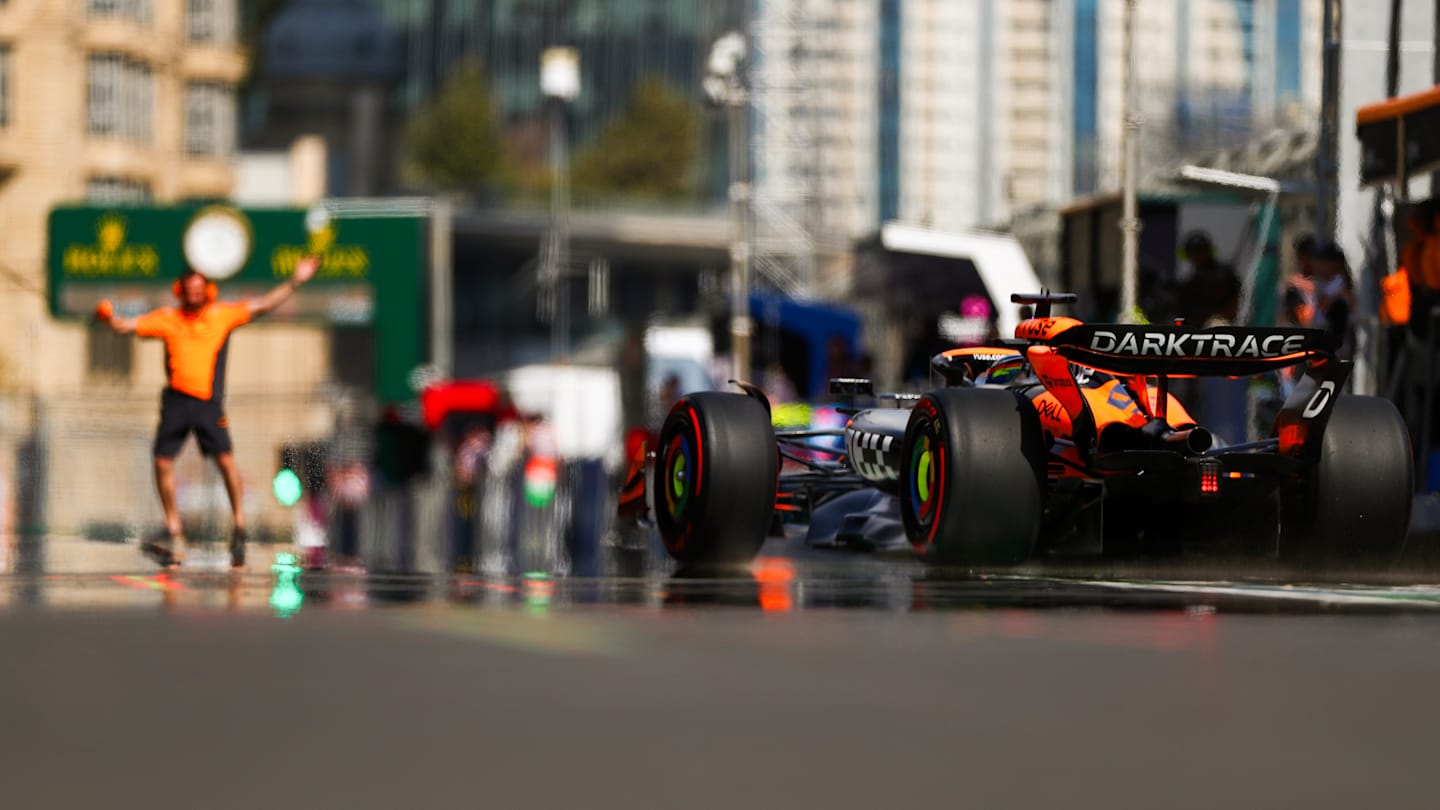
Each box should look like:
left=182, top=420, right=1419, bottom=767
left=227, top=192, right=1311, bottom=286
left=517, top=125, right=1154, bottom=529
left=1158, top=426, right=1213, bottom=455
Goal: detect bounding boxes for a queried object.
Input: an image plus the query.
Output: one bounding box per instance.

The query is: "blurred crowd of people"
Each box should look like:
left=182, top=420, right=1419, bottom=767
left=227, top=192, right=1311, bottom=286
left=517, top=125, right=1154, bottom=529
left=287, top=386, right=624, bottom=580
left=1283, top=234, right=1357, bottom=355
left=1136, top=228, right=1363, bottom=355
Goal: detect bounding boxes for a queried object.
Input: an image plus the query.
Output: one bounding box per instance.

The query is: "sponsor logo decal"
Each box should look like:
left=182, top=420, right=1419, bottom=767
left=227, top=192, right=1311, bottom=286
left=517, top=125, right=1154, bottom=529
left=62, top=214, right=161, bottom=278
left=1087, top=330, right=1306, bottom=359
left=848, top=429, right=898, bottom=481
left=1034, top=397, right=1066, bottom=424
left=957, top=353, right=1018, bottom=363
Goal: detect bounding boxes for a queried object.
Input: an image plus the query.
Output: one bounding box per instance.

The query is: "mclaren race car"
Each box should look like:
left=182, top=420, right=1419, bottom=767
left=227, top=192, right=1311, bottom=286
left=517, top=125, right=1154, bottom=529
left=645, top=293, right=1414, bottom=568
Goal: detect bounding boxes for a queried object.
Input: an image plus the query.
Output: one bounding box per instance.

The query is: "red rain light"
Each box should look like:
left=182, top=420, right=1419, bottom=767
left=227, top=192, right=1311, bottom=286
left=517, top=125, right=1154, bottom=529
left=1199, top=463, right=1220, bottom=495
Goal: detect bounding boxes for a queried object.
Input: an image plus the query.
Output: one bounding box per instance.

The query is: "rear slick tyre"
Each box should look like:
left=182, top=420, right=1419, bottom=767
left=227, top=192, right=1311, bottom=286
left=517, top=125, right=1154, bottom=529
left=1281, top=395, right=1413, bottom=567
left=899, top=387, right=1046, bottom=565
left=655, top=392, right=778, bottom=566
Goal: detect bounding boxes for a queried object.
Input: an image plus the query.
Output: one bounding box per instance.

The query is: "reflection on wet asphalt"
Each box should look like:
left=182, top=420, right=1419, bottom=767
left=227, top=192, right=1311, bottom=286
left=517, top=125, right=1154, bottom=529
left=8, top=528, right=1440, bottom=615
left=6, top=534, right=1440, bottom=809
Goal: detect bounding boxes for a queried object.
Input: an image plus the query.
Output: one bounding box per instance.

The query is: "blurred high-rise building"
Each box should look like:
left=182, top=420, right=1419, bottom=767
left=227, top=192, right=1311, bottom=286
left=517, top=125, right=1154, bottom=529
left=346, top=0, right=736, bottom=199
left=1065, top=0, right=1323, bottom=196
left=896, top=0, right=1009, bottom=230
left=766, top=0, right=1325, bottom=237
left=376, top=0, right=726, bottom=132
left=0, top=0, right=247, bottom=396
left=1006, top=0, right=1069, bottom=215
left=250, top=0, right=404, bottom=197
left=749, top=0, right=880, bottom=294
left=752, top=0, right=1044, bottom=240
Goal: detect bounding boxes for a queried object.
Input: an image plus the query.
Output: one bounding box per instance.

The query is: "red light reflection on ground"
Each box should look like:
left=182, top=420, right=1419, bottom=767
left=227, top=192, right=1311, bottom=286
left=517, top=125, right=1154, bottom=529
left=754, top=557, right=796, bottom=612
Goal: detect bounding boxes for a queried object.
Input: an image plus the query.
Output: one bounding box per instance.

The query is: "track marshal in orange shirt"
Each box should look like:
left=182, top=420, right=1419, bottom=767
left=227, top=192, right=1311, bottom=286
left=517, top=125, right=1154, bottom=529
left=98, top=255, right=320, bottom=569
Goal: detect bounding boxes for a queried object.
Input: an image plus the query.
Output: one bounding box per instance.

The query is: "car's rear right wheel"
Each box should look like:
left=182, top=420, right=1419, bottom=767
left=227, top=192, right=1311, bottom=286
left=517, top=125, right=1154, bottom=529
left=1280, top=395, right=1413, bottom=567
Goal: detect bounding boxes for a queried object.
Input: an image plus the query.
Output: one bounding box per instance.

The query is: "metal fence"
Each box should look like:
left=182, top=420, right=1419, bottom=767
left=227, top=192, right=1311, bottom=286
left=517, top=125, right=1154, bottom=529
left=335, top=447, right=627, bottom=578
left=0, top=387, right=645, bottom=577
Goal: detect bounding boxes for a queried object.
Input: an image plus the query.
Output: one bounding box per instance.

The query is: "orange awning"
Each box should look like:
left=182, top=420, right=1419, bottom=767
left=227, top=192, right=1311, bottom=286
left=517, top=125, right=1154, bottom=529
left=1356, top=83, right=1440, bottom=186
left=1356, top=84, right=1440, bottom=125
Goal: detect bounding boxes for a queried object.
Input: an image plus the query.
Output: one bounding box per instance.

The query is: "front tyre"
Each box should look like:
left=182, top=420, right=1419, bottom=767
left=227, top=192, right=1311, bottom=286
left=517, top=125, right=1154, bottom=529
left=899, top=388, right=1046, bottom=565
left=655, top=392, right=778, bottom=565
left=1281, top=395, right=1413, bottom=567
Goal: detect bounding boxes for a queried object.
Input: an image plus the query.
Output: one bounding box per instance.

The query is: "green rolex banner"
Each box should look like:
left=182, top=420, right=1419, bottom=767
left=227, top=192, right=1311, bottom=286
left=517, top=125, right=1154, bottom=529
left=48, top=204, right=428, bottom=403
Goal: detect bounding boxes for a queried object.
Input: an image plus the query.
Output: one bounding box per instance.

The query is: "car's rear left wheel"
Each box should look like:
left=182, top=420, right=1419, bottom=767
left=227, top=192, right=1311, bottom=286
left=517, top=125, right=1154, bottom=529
left=899, top=387, right=1046, bottom=565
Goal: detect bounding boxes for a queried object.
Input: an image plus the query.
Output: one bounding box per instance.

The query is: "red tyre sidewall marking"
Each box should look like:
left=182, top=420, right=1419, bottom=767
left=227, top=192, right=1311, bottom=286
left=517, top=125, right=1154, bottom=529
left=664, top=405, right=704, bottom=555
left=685, top=406, right=703, bottom=498
left=926, top=439, right=946, bottom=549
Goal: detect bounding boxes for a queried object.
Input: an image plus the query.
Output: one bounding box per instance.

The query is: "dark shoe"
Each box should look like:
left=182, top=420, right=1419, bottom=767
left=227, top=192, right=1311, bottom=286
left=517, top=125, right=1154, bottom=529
left=142, top=533, right=184, bottom=569
left=230, top=527, right=248, bottom=571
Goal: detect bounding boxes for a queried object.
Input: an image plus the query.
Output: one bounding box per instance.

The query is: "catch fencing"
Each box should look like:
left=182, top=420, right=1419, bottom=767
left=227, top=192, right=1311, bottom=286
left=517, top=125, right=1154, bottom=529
left=0, top=388, right=633, bottom=576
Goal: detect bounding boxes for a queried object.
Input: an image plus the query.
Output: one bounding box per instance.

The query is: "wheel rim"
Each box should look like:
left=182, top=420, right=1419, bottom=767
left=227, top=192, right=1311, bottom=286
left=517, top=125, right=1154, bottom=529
left=907, top=420, right=945, bottom=545
left=662, top=434, right=694, bottom=521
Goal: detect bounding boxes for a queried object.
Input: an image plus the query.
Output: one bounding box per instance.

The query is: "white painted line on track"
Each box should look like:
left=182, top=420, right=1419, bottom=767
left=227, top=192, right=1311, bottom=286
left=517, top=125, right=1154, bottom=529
left=1054, top=578, right=1440, bottom=608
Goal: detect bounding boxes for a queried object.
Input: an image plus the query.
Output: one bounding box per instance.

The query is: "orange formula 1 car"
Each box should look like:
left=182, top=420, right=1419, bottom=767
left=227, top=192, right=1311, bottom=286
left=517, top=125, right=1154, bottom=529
left=644, top=293, right=1413, bottom=568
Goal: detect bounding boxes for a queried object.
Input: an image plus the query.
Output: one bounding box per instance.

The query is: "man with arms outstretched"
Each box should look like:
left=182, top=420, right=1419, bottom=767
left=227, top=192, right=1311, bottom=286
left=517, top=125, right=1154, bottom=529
left=99, top=256, right=320, bottom=569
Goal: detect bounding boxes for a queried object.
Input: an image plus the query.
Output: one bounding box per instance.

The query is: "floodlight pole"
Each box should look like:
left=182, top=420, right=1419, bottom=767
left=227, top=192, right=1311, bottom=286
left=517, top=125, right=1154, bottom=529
left=429, top=197, right=453, bottom=379
left=728, top=95, right=753, bottom=384
left=540, top=47, right=579, bottom=363
left=548, top=95, right=571, bottom=362
left=1433, top=0, right=1440, bottom=191
left=1119, top=0, right=1141, bottom=323
left=1316, top=0, right=1342, bottom=240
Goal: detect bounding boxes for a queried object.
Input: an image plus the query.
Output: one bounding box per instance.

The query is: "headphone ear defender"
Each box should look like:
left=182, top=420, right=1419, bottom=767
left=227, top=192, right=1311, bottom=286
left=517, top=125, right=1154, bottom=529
left=173, top=279, right=219, bottom=302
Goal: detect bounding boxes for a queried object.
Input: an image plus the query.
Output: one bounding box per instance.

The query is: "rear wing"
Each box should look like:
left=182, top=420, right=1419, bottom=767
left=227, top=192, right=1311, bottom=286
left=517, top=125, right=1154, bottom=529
left=1031, top=322, right=1339, bottom=376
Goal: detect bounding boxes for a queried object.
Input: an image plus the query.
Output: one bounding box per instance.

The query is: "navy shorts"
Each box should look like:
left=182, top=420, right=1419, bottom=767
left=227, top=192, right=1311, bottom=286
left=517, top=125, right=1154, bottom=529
left=154, top=389, right=233, bottom=458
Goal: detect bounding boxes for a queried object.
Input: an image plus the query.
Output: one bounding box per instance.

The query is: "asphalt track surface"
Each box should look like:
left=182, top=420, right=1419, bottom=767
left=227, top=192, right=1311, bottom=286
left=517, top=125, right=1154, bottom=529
left=6, top=533, right=1440, bottom=809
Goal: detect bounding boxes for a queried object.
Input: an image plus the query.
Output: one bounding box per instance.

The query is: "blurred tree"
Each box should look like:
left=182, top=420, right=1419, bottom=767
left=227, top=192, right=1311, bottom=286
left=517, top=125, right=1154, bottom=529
left=572, top=79, right=701, bottom=203
left=404, top=60, right=508, bottom=193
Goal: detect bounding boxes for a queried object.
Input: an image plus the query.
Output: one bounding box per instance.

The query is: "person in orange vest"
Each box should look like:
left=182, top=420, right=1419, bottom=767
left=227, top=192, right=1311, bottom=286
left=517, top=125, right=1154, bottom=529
left=1412, top=200, right=1440, bottom=340
left=1283, top=239, right=1355, bottom=351
left=1379, top=202, right=1433, bottom=332
left=97, top=256, right=321, bottom=569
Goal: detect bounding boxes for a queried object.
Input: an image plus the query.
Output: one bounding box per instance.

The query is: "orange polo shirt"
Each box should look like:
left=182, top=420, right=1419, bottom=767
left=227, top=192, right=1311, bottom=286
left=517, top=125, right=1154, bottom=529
left=134, top=302, right=252, bottom=401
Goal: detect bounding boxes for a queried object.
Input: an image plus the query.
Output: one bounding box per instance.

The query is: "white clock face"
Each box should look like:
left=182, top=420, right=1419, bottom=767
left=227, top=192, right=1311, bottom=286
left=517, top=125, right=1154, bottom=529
left=183, top=208, right=252, bottom=280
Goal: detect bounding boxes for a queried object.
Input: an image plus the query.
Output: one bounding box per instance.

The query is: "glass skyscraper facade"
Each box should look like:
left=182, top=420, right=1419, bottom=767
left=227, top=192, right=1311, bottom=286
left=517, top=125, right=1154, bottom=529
left=373, top=0, right=741, bottom=201
left=1274, top=0, right=1303, bottom=110
left=877, top=0, right=901, bottom=222
left=1072, top=0, right=1099, bottom=195
left=1069, top=0, right=1307, bottom=196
